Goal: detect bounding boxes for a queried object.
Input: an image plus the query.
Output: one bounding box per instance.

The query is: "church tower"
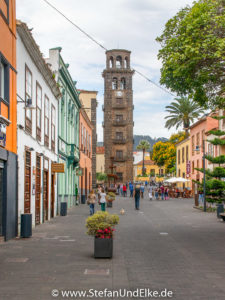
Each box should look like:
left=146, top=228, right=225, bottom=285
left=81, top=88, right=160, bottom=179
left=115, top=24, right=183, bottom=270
left=102, top=49, right=134, bottom=183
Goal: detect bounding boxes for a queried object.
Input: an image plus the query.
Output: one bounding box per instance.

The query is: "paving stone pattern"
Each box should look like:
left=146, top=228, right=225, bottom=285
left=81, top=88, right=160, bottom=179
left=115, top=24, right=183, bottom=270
left=0, top=192, right=225, bottom=300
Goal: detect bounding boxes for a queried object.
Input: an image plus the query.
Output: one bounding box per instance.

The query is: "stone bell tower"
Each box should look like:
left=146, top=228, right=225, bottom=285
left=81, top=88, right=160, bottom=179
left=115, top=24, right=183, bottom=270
left=102, top=49, right=134, bottom=183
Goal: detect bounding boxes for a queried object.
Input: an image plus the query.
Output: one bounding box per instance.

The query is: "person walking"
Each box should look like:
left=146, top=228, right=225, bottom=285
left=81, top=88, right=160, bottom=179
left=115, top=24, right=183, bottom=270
left=148, top=185, right=153, bottom=201
left=117, top=183, right=120, bottom=195
left=160, top=185, right=165, bottom=200
left=154, top=187, right=159, bottom=200
left=129, top=182, right=134, bottom=197
left=100, top=188, right=106, bottom=211
left=165, top=187, right=169, bottom=200
left=134, top=184, right=141, bottom=210
left=140, top=184, right=145, bottom=198
left=87, top=190, right=96, bottom=215
left=120, top=184, right=123, bottom=196
left=123, top=184, right=127, bottom=197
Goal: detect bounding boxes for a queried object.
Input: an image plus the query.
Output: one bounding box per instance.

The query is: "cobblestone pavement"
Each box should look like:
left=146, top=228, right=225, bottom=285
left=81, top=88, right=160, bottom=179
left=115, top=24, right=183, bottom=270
left=0, top=192, right=225, bottom=300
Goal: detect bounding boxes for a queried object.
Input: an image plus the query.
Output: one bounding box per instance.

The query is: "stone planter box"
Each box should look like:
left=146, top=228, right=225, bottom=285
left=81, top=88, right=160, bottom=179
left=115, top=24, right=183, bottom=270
left=94, top=237, right=113, bottom=258
left=216, top=203, right=224, bottom=218
left=107, top=201, right=113, bottom=208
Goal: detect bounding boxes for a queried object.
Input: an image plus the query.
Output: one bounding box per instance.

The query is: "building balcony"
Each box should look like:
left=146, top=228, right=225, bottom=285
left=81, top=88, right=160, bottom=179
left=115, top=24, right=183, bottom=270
left=112, top=138, right=127, bottom=144
left=112, top=103, right=128, bottom=109
left=102, top=105, right=105, bottom=111
left=67, top=144, right=79, bottom=164
left=102, top=121, right=105, bottom=127
left=114, top=155, right=127, bottom=162
left=112, top=119, right=128, bottom=126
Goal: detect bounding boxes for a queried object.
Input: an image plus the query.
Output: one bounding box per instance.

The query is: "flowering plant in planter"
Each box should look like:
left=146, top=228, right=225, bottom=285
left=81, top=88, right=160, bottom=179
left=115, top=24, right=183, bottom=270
left=96, top=227, right=115, bottom=239
left=86, top=211, right=119, bottom=237
left=106, top=192, right=116, bottom=202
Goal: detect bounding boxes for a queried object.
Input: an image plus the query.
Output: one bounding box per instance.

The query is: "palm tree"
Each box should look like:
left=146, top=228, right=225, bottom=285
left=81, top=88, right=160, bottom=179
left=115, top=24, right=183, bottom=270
left=137, top=140, right=150, bottom=176
left=165, top=97, right=204, bottom=134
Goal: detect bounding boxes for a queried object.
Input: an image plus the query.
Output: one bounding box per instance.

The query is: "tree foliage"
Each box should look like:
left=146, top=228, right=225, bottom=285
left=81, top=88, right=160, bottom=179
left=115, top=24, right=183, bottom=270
left=152, top=141, right=176, bottom=172
left=156, top=0, right=225, bottom=109
left=165, top=97, right=204, bottom=132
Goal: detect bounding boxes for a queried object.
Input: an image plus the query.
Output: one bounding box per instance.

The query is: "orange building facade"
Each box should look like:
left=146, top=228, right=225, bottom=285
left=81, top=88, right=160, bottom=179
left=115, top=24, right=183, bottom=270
left=79, top=107, right=93, bottom=202
left=0, top=0, right=18, bottom=241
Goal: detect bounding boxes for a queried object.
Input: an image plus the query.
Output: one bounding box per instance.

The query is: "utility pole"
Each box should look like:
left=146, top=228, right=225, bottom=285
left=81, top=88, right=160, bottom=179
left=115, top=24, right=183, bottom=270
left=203, top=140, right=206, bottom=212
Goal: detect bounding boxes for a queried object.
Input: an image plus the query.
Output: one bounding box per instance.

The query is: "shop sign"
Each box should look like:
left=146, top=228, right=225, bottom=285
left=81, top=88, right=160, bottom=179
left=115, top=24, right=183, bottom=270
left=52, top=163, right=65, bottom=173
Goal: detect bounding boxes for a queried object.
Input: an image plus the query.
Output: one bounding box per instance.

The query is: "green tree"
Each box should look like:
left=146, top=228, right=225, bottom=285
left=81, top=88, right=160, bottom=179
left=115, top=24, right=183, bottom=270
left=169, top=131, right=187, bottom=144
left=165, top=97, right=204, bottom=133
left=152, top=141, right=176, bottom=174
left=156, top=0, right=225, bottom=109
left=136, top=140, right=150, bottom=175
left=96, top=172, right=107, bottom=182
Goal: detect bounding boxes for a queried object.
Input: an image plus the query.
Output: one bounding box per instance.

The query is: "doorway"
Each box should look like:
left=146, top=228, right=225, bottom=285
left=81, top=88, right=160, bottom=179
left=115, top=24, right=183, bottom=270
left=51, top=174, right=55, bottom=218
left=0, top=161, right=4, bottom=237
left=43, top=170, right=48, bottom=221
left=24, top=149, right=31, bottom=213
left=35, top=154, right=41, bottom=225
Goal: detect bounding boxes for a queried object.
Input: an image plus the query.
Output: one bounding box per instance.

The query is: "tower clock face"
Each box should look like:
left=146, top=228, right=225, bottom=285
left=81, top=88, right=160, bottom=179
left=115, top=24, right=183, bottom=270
left=116, top=91, right=122, bottom=97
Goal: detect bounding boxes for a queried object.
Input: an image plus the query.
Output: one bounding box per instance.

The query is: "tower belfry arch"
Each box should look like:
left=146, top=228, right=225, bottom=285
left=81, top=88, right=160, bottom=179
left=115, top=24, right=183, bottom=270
left=102, top=49, right=134, bottom=183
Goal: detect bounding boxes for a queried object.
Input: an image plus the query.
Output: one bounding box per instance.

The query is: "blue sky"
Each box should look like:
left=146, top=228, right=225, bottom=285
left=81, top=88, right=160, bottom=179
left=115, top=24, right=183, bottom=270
left=17, top=0, right=194, bottom=141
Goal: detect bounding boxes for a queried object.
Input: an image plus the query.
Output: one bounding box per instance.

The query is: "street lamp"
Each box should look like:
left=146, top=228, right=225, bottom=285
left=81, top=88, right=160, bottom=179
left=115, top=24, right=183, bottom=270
left=195, top=140, right=206, bottom=212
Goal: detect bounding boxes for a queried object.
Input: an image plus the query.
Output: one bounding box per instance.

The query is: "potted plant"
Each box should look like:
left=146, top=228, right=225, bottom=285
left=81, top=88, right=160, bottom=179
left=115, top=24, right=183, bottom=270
left=106, top=192, right=116, bottom=208
left=86, top=211, right=119, bottom=258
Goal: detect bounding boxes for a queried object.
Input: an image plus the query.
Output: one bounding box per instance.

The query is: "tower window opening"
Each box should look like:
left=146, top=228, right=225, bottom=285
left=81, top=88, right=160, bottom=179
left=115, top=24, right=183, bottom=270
left=112, top=77, right=118, bottom=90
left=120, top=78, right=126, bottom=90
left=116, top=56, right=122, bottom=69
left=124, top=57, right=129, bottom=69
left=109, top=57, right=114, bottom=68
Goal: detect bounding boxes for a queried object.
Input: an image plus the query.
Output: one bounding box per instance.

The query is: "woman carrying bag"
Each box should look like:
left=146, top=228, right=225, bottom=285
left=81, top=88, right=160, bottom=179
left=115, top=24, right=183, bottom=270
left=100, top=188, right=107, bottom=211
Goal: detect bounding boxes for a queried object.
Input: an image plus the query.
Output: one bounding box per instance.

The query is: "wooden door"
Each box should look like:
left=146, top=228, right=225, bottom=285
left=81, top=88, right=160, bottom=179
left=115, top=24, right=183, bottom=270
left=35, top=155, right=41, bottom=225
left=43, top=170, right=48, bottom=221
left=0, top=165, right=3, bottom=236
left=51, top=174, right=54, bottom=218
left=85, top=167, right=87, bottom=199
left=24, top=150, right=31, bottom=213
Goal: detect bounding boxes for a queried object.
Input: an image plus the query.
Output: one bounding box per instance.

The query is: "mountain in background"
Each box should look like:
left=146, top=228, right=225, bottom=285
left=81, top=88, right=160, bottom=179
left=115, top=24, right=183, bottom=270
left=97, top=135, right=168, bottom=150
left=133, top=135, right=168, bottom=151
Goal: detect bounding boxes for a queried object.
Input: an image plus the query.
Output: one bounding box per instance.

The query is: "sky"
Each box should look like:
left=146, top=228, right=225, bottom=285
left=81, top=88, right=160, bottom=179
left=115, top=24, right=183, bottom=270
left=17, top=0, right=194, bottom=141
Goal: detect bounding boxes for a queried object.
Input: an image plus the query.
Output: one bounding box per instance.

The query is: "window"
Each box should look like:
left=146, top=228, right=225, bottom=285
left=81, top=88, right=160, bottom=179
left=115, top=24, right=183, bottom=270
left=183, top=172, right=185, bottom=178
left=178, top=150, right=180, bottom=165
left=124, top=57, right=129, bottom=69
left=81, top=124, right=83, bottom=150
left=116, top=150, right=123, bottom=158
left=25, top=66, right=32, bottom=133
left=120, top=78, right=126, bottom=90
left=196, top=133, right=200, bottom=153
left=116, top=172, right=123, bottom=181
left=112, top=77, right=118, bottom=90
left=192, top=161, right=194, bottom=174
left=0, top=0, right=9, bottom=23
left=202, top=130, right=205, bottom=148
left=51, top=105, right=56, bottom=151
left=192, top=136, right=195, bottom=155
left=116, top=56, right=122, bottom=68
left=44, top=95, right=49, bottom=147
left=84, top=127, right=86, bottom=153
left=36, top=82, right=42, bottom=141
left=116, top=132, right=123, bottom=140
left=182, top=147, right=185, bottom=163
left=186, top=145, right=189, bottom=161
left=89, top=135, right=91, bottom=157
left=109, top=57, right=113, bottom=68
left=197, top=160, right=199, bottom=173
left=178, top=169, right=181, bottom=177
left=116, top=114, right=123, bottom=122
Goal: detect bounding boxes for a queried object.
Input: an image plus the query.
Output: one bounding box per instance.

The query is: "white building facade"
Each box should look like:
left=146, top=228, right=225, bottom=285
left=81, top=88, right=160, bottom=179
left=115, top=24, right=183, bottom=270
left=16, top=21, right=61, bottom=228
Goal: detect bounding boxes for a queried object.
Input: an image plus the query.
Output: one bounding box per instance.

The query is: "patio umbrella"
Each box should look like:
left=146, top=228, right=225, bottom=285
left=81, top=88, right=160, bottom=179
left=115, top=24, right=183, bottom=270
left=164, top=177, right=190, bottom=183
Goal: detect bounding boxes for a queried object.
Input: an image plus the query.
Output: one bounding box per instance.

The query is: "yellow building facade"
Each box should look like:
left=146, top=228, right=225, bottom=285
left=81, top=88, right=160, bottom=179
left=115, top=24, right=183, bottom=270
left=134, top=159, right=166, bottom=182
left=176, top=137, right=191, bottom=189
